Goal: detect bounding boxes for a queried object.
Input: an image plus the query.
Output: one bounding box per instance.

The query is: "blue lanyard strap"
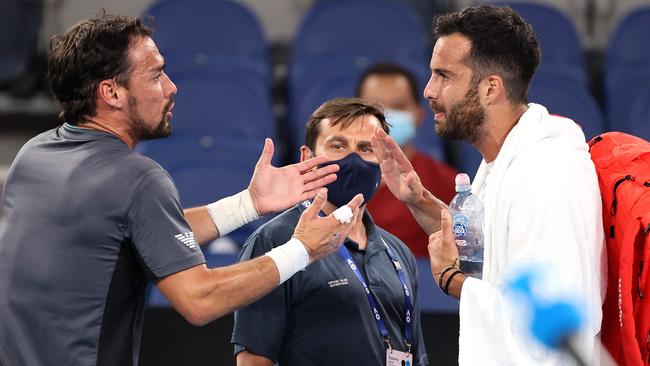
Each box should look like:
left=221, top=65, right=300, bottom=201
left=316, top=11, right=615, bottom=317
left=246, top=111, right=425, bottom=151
left=337, top=238, right=414, bottom=351
left=305, top=201, right=414, bottom=351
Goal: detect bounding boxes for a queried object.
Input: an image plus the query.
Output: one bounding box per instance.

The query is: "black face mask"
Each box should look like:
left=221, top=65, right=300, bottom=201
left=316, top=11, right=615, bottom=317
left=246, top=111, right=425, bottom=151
left=319, top=153, right=382, bottom=207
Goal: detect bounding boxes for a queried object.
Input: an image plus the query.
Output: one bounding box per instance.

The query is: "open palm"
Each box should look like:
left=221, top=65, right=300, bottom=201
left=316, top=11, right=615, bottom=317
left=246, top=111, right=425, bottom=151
left=371, top=127, right=424, bottom=205
left=248, top=138, right=339, bottom=215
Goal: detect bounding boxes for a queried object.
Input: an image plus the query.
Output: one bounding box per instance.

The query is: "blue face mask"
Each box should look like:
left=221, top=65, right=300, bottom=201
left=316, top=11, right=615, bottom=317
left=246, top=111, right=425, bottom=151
left=319, top=152, right=382, bottom=207
left=385, top=108, right=416, bottom=146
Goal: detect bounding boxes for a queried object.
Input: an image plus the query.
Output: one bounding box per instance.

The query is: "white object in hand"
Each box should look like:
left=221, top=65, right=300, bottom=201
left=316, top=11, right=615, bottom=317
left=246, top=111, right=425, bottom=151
left=332, top=205, right=354, bottom=224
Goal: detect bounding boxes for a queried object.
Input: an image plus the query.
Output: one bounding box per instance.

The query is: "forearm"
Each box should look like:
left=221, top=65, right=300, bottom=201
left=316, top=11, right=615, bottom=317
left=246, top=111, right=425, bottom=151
left=162, top=256, right=281, bottom=326
left=407, top=189, right=448, bottom=235
left=202, top=256, right=280, bottom=321
left=184, top=206, right=219, bottom=245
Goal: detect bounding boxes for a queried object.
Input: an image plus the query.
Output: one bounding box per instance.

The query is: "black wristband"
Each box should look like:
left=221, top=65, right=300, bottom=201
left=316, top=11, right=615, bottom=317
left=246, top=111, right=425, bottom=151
left=443, top=270, right=464, bottom=295
left=437, top=266, right=457, bottom=289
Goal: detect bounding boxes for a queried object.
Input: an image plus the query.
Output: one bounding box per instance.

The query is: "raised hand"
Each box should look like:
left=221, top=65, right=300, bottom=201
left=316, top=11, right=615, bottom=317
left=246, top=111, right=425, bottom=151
left=427, top=209, right=459, bottom=275
left=248, top=138, right=340, bottom=215
left=370, top=127, right=425, bottom=205
left=292, top=190, right=364, bottom=262
left=428, top=209, right=465, bottom=299
left=371, top=127, right=448, bottom=235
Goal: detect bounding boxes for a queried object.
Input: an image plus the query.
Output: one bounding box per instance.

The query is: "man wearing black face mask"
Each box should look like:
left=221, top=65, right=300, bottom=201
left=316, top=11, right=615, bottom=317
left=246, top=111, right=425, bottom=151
left=231, top=98, right=429, bottom=366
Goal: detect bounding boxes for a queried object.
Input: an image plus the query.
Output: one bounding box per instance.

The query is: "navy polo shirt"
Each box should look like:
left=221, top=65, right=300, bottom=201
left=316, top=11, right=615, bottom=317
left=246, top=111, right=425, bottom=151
left=232, top=204, right=429, bottom=366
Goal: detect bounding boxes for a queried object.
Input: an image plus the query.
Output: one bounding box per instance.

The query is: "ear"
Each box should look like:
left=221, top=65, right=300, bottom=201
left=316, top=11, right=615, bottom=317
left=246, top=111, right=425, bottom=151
left=484, top=75, right=504, bottom=105
left=97, top=79, right=127, bottom=109
left=299, top=145, right=315, bottom=163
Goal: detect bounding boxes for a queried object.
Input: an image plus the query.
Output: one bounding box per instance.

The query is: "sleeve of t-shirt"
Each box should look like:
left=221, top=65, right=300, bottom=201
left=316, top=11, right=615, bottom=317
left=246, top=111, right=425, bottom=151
left=125, top=168, right=205, bottom=280
left=231, top=232, right=287, bottom=362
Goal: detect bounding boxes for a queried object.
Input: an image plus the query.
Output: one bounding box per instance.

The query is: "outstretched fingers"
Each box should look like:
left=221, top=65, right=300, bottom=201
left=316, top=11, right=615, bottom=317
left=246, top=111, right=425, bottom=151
left=294, top=155, right=331, bottom=173
left=300, top=174, right=337, bottom=197
left=300, top=163, right=339, bottom=184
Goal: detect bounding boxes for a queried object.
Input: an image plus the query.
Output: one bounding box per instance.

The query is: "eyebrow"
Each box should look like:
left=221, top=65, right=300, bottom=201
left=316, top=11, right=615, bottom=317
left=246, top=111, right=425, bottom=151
left=327, top=135, right=373, bottom=147
left=151, top=58, right=166, bottom=73
left=326, top=135, right=349, bottom=144
left=433, top=68, right=454, bottom=77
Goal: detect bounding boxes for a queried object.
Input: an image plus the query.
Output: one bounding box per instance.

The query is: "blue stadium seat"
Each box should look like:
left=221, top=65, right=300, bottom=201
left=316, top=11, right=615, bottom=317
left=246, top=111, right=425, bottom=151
left=605, top=6, right=650, bottom=71
left=529, top=69, right=605, bottom=141
left=0, top=0, right=41, bottom=84
left=290, top=0, right=429, bottom=121
left=143, top=0, right=270, bottom=84
left=292, top=0, right=427, bottom=63
left=169, top=73, right=276, bottom=143
left=624, top=86, right=650, bottom=141
left=502, top=2, right=587, bottom=85
left=290, top=66, right=446, bottom=163
left=604, top=67, right=650, bottom=137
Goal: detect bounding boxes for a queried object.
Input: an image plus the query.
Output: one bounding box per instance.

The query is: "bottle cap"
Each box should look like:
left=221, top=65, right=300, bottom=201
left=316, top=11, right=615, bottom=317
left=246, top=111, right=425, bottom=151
left=455, top=173, right=471, bottom=192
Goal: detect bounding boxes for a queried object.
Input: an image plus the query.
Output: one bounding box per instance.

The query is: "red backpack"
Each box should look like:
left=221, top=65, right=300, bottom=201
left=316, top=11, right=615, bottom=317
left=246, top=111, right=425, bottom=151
left=589, top=132, right=650, bottom=366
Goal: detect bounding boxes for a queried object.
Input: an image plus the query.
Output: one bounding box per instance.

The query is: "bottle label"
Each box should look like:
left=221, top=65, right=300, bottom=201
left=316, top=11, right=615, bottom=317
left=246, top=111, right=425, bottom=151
left=452, top=213, right=469, bottom=239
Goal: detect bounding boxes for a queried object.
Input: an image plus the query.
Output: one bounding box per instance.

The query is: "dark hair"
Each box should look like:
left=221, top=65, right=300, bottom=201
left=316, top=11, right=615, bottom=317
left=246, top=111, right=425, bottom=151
left=48, top=14, right=153, bottom=124
left=433, top=5, right=541, bottom=103
left=355, top=63, right=420, bottom=103
left=305, top=98, right=390, bottom=151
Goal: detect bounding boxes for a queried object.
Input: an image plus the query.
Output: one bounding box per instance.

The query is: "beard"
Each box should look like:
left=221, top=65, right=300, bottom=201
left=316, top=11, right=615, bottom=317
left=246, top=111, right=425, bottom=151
left=128, top=96, right=172, bottom=142
left=430, top=81, right=487, bottom=144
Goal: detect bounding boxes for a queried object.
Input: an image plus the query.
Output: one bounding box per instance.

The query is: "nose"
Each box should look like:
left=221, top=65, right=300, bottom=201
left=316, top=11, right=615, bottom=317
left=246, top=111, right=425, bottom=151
left=423, top=75, right=439, bottom=101
left=164, top=73, right=177, bottom=98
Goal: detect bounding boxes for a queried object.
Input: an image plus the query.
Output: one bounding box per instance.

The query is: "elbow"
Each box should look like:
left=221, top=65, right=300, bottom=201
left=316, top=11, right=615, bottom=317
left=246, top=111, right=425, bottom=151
left=178, top=297, right=228, bottom=326
left=183, top=310, right=211, bottom=327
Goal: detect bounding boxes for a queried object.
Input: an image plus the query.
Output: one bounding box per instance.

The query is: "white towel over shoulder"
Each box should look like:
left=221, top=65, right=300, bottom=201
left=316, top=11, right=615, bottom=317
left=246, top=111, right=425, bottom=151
left=458, top=104, right=606, bottom=365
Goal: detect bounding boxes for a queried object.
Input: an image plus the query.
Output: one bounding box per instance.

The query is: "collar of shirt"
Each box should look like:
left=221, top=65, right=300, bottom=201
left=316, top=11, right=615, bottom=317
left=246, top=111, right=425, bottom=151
left=297, top=202, right=386, bottom=257
left=58, top=123, right=122, bottom=144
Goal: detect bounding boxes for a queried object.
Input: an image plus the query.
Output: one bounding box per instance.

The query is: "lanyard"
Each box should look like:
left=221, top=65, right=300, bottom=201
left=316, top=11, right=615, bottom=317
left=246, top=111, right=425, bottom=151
left=337, top=238, right=414, bottom=352
left=301, top=201, right=414, bottom=351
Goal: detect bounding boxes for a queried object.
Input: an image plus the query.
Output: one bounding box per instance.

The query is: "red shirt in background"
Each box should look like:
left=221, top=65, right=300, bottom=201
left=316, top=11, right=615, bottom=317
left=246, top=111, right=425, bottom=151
left=367, top=150, right=458, bottom=258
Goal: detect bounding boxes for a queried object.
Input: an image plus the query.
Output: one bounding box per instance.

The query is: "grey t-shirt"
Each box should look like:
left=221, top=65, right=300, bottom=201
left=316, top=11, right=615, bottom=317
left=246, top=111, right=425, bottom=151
left=0, top=124, right=205, bottom=366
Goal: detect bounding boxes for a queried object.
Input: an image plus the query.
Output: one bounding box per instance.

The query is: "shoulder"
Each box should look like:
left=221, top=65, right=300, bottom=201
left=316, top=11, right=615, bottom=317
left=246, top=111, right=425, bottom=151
left=120, top=153, right=177, bottom=197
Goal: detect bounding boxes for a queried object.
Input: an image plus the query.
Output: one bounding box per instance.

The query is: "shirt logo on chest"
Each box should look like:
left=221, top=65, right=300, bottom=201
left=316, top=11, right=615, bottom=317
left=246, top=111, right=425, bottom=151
left=328, top=278, right=349, bottom=288
left=174, top=232, right=196, bottom=249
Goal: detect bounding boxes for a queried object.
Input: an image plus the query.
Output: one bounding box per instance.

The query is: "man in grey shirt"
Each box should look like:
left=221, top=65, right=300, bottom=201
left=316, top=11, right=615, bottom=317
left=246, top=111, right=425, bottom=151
left=0, top=14, right=362, bottom=366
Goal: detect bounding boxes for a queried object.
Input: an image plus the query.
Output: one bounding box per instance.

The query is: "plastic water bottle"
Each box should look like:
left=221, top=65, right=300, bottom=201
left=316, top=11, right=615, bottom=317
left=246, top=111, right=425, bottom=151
left=448, top=173, right=484, bottom=278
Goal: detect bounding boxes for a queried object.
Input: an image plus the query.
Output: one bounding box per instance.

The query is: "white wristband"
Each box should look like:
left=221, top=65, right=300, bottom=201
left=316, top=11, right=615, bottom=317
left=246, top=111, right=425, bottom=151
left=206, top=189, right=261, bottom=236
left=265, top=238, right=310, bottom=284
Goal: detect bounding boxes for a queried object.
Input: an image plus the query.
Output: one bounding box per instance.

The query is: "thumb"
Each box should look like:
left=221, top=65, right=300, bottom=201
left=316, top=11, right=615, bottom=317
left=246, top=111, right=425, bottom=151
left=405, top=172, right=419, bottom=189
left=304, top=189, right=327, bottom=218
left=256, top=138, right=274, bottom=167
left=440, top=209, right=454, bottom=242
